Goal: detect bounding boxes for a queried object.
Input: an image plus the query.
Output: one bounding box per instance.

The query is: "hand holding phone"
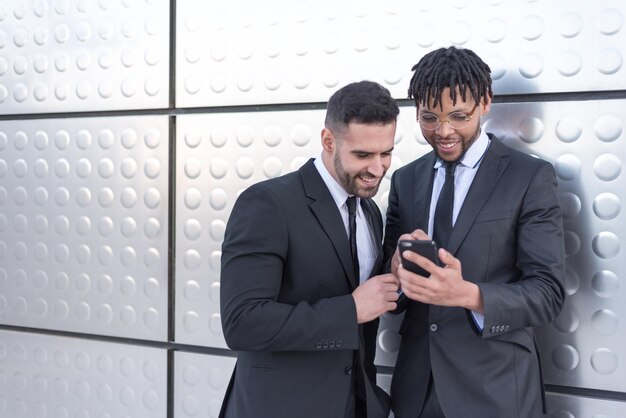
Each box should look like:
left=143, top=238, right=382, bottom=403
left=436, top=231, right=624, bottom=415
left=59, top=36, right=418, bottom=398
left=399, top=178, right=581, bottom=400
left=398, top=239, right=440, bottom=277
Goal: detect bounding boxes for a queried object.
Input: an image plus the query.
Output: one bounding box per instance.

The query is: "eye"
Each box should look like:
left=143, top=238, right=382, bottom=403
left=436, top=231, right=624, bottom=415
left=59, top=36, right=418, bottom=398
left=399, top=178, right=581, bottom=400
left=419, top=114, right=438, bottom=122
left=449, top=113, right=468, bottom=122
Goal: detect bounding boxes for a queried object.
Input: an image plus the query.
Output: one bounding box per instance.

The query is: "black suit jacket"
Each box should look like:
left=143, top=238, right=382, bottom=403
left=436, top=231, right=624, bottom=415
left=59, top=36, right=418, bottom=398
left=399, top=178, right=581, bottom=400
left=220, top=158, right=390, bottom=418
left=383, top=136, right=565, bottom=418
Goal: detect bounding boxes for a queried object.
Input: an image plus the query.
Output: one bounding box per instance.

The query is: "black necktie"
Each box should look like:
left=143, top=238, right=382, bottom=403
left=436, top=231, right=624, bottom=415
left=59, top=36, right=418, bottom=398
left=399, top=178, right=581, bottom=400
left=433, top=161, right=457, bottom=249
left=346, top=196, right=360, bottom=281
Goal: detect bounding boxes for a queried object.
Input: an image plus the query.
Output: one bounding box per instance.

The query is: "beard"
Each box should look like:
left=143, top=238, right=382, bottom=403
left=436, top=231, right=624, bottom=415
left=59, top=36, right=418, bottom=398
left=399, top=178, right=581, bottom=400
left=333, top=152, right=382, bottom=198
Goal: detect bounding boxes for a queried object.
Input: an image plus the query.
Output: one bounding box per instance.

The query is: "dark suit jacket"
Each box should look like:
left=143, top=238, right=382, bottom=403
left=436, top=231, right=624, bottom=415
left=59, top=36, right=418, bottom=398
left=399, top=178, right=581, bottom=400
left=383, top=135, right=565, bottom=418
left=220, top=158, right=390, bottom=418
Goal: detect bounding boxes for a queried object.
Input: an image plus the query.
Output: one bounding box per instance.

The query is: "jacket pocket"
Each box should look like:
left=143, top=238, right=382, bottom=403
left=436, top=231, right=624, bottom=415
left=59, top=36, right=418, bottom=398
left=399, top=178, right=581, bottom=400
left=475, top=209, right=513, bottom=223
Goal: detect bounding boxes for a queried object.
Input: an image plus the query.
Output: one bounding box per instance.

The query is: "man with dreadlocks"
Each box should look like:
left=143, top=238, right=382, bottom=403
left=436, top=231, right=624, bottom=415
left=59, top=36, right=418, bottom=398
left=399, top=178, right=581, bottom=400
left=382, top=46, right=565, bottom=417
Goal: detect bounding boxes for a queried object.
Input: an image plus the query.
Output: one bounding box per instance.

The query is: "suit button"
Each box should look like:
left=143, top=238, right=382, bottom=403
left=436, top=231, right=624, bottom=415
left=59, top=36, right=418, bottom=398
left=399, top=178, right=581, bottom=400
left=322, top=341, right=329, bottom=349
left=429, top=323, right=438, bottom=332
left=336, top=340, right=342, bottom=348
left=315, top=343, right=322, bottom=349
left=344, top=366, right=352, bottom=375
left=504, top=325, right=510, bottom=332
left=329, top=341, right=336, bottom=348
left=490, top=325, right=497, bottom=333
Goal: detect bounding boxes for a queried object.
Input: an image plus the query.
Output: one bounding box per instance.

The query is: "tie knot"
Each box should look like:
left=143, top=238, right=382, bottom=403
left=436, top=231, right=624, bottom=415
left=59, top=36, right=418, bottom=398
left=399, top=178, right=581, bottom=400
left=444, top=161, right=457, bottom=177
left=346, top=196, right=358, bottom=215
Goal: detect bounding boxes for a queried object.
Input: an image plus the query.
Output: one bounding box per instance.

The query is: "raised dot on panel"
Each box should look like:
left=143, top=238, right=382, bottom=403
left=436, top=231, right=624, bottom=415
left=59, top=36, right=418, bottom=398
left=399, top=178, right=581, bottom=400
left=34, top=54, right=49, bottom=73
left=263, top=157, right=283, bottom=178
left=554, top=154, right=581, bottom=181
left=559, top=12, right=583, bottom=38
left=517, top=117, right=544, bottom=144
left=553, top=308, right=579, bottom=333
left=184, top=188, right=202, bottom=210
left=98, top=188, right=115, bottom=207
left=14, top=159, right=28, bottom=177
left=13, top=28, right=28, bottom=48
left=558, top=51, right=583, bottom=77
left=54, top=159, right=70, bottom=178
left=184, top=249, right=202, bottom=272
left=76, top=52, right=91, bottom=71
left=210, top=281, right=220, bottom=302
left=75, top=301, right=91, bottom=321
left=519, top=53, right=544, bottom=79
left=211, top=74, right=228, bottom=93
left=597, top=8, right=624, bottom=35
left=210, top=188, right=228, bottom=210
left=33, top=83, right=49, bottom=101
left=592, top=270, right=620, bottom=298
left=120, top=275, right=137, bottom=296
left=121, top=128, right=138, bottom=149
left=263, top=124, right=283, bottom=147
left=14, top=187, right=28, bottom=205
left=593, top=154, right=621, bottom=181
left=264, top=74, right=281, bottom=91
left=121, top=247, right=137, bottom=267
left=13, top=56, right=28, bottom=74
left=564, top=230, right=581, bottom=257
left=144, top=277, right=160, bottom=299
left=210, top=220, right=226, bottom=242
left=98, top=158, right=114, bottom=178
left=144, top=187, right=161, bottom=209
left=76, top=81, right=92, bottom=99
left=75, top=273, right=91, bottom=293
left=120, top=306, right=137, bottom=326
left=121, top=188, right=138, bottom=209
left=98, top=245, right=114, bottom=265
left=54, top=271, right=70, bottom=290
left=54, top=24, right=70, bottom=44
left=210, top=313, right=223, bottom=335
left=593, top=192, right=621, bottom=220
left=209, top=250, right=221, bottom=273
left=98, top=274, right=113, bottom=295
left=75, top=245, right=91, bottom=264
left=521, top=15, right=544, bottom=40
left=183, top=364, right=201, bottom=386
left=143, top=247, right=160, bottom=268
left=14, top=214, right=27, bottom=233
left=564, top=267, right=580, bottom=296
left=183, top=395, right=200, bottom=416
left=143, top=359, right=159, bottom=381
left=54, top=243, right=70, bottom=262
left=34, top=26, right=49, bottom=46
left=144, top=217, right=161, bottom=239
left=145, top=77, right=160, bottom=96
left=98, top=216, right=114, bottom=237
left=13, top=268, right=27, bottom=286
left=559, top=192, right=581, bottom=220
left=121, top=78, right=137, bottom=97
left=555, top=117, right=582, bottom=143
left=144, top=128, right=160, bottom=149
left=145, top=47, right=160, bottom=66
left=184, top=218, right=202, bottom=240
left=34, top=214, right=48, bottom=233
left=54, top=187, right=70, bottom=206
left=592, top=231, right=620, bottom=259
left=55, top=300, right=70, bottom=319
left=0, top=85, right=7, bottom=103
left=143, top=308, right=160, bottom=330
left=449, top=21, right=471, bottom=45
left=144, top=158, right=161, bottom=179
left=232, top=157, right=254, bottom=180
left=552, top=344, right=579, bottom=371
left=184, top=158, right=202, bottom=180
left=13, top=83, right=28, bottom=102
left=591, top=348, right=618, bottom=374
left=54, top=83, right=68, bottom=100
left=33, top=270, right=49, bottom=289
left=184, top=280, right=201, bottom=301
left=591, top=309, right=619, bottom=335
left=120, top=386, right=136, bottom=406
left=209, top=367, right=229, bottom=390
left=183, top=311, right=200, bottom=332
left=377, top=328, right=401, bottom=354
left=484, top=18, right=506, bottom=43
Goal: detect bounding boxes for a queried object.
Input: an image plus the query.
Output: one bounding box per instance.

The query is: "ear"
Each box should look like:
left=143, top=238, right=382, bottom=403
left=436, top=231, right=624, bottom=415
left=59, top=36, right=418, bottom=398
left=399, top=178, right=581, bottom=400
left=481, top=94, right=492, bottom=115
left=321, top=128, right=335, bottom=152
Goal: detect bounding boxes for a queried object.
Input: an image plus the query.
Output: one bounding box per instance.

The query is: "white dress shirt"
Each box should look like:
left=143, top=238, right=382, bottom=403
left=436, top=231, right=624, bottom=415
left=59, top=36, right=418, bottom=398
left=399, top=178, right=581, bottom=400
left=314, top=157, right=377, bottom=284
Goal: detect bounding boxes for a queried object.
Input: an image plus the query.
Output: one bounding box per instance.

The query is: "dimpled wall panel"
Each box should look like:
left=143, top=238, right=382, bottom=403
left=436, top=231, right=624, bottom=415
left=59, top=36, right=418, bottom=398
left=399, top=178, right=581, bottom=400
left=0, top=116, right=169, bottom=341
left=174, top=352, right=236, bottom=418
left=176, top=0, right=626, bottom=107
left=0, top=0, right=169, bottom=114
left=0, top=329, right=167, bottom=417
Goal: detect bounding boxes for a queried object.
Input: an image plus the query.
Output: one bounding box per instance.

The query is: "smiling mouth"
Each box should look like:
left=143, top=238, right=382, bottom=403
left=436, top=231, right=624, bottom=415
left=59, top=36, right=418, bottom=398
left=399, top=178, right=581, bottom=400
left=358, top=175, right=379, bottom=185
left=436, top=139, right=460, bottom=150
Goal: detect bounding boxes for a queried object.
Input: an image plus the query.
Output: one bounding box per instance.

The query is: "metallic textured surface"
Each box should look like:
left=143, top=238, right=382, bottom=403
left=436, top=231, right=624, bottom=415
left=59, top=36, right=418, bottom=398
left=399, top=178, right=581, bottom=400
left=0, top=329, right=167, bottom=417
left=0, top=116, right=169, bottom=341
left=0, top=0, right=169, bottom=114
left=546, top=393, right=626, bottom=417
left=174, top=352, right=236, bottom=418
left=176, top=0, right=626, bottom=107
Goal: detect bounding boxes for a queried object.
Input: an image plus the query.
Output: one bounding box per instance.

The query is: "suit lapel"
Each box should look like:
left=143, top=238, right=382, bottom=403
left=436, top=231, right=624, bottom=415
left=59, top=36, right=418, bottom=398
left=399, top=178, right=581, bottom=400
left=448, top=136, right=510, bottom=254
left=413, top=153, right=437, bottom=232
left=299, top=159, right=358, bottom=289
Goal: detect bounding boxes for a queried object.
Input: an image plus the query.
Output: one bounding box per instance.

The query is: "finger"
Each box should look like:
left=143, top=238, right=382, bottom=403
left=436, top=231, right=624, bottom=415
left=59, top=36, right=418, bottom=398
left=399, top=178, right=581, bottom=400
left=438, top=248, right=461, bottom=270
left=401, top=250, right=438, bottom=275
left=411, top=229, right=430, bottom=240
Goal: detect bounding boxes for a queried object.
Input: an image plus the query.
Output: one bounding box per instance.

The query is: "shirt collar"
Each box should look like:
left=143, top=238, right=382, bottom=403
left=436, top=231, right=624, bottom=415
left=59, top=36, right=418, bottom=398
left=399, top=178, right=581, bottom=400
left=314, top=155, right=355, bottom=209
left=434, top=128, right=490, bottom=170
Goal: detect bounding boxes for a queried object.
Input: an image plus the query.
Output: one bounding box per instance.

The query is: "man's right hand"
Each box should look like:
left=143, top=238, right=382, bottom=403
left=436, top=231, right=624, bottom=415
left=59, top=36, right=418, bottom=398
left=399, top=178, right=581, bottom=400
left=352, top=274, right=400, bottom=324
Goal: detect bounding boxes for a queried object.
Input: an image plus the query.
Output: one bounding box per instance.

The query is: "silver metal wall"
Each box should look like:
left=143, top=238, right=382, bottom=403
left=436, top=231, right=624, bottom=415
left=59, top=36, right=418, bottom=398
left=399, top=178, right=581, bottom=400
left=1, top=0, right=625, bottom=417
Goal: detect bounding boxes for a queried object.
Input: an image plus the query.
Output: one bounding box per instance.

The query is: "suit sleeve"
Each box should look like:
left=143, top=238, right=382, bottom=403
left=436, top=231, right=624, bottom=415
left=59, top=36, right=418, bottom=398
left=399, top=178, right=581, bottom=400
left=220, top=184, right=359, bottom=352
left=479, top=162, right=566, bottom=336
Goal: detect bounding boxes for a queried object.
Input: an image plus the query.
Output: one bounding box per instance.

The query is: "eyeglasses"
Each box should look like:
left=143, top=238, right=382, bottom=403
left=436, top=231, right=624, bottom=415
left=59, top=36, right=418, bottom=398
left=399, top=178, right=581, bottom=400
left=417, top=104, right=479, bottom=130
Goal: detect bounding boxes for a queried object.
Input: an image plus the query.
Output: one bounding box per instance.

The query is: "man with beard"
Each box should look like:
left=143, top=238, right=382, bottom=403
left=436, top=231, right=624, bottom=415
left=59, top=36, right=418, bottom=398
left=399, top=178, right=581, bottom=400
left=384, top=47, right=565, bottom=417
left=220, top=81, right=400, bottom=418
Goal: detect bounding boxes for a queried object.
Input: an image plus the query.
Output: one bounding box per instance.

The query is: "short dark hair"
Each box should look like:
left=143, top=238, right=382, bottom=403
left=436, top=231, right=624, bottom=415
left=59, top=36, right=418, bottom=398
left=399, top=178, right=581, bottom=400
left=408, top=46, right=493, bottom=110
left=325, top=81, right=399, bottom=133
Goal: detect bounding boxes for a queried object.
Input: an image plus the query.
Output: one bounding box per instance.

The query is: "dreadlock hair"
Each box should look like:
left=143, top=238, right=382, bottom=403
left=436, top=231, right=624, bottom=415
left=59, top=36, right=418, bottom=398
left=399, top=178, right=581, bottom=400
left=407, top=46, right=493, bottom=110
left=325, top=80, right=399, bottom=134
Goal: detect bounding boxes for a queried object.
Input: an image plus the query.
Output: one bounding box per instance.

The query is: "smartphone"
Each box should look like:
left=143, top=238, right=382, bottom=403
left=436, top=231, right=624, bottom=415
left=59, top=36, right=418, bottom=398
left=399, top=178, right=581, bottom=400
left=398, top=239, right=440, bottom=277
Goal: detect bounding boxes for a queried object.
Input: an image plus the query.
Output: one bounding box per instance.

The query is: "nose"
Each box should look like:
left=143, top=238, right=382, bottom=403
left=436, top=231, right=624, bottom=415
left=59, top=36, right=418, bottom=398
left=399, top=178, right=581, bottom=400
left=435, top=119, right=454, bottom=136
left=368, top=156, right=386, bottom=177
